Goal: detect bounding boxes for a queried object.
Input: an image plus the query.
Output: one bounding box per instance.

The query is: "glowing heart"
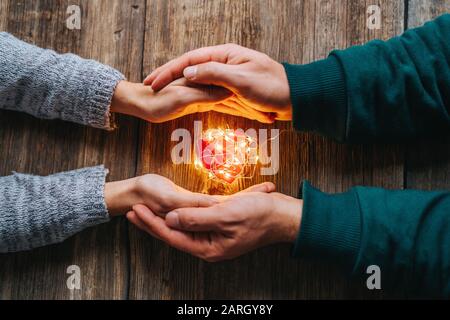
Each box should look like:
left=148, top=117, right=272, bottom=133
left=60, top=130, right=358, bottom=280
left=195, top=128, right=258, bottom=184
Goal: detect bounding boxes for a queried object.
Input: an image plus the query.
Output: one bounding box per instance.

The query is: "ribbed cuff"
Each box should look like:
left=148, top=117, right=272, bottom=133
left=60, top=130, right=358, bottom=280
left=283, top=56, right=348, bottom=142
left=59, top=165, right=111, bottom=222
left=82, top=62, right=125, bottom=130
left=292, top=181, right=361, bottom=272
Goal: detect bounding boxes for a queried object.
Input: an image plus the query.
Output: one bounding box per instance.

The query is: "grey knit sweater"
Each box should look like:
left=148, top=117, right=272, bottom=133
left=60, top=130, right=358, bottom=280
left=0, top=32, right=125, bottom=253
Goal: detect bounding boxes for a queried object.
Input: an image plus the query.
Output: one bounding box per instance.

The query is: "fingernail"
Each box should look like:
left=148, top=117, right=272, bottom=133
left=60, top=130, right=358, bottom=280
left=143, top=75, right=151, bottom=83
left=166, top=211, right=180, bottom=228
left=183, top=66, right=197, bottom=80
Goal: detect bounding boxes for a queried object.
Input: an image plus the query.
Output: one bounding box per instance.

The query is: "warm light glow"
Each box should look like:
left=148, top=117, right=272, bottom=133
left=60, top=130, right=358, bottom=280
left=195, top=128, right=258, bottom=184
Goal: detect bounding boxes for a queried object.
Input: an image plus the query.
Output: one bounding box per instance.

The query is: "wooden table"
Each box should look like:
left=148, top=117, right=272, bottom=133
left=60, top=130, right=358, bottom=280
left=0, top=0, right=448, bottom=299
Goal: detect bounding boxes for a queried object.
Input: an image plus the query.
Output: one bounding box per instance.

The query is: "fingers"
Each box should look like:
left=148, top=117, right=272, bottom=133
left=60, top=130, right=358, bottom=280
left=204, top=104, right=250, bottom=118
left=126, top=211, right=161, bottom=240
left=172, top=81, right=232, bottom=105
left=221, top=99, right=274, bottom=124
left=202, top=102, right=258, bottom=120
left=193, top=85, right=232, bottom=103
left=241, top=182, right=276, bottom=193
left=171, top=191, right=219, bottom=209
left=197, top=103, right=273, bottom=124
left=132, top=204, right=207, bottom=255
left=165, top=207, right=222, bottom=232
left=163, top=78, right=259, bottom=120
left=181, top=62, right=240, bottom=89
left=145, top=45, right=232, bottom=90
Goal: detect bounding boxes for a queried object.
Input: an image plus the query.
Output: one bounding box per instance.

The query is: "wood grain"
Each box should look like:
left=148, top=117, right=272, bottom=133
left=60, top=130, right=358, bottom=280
left=130, top=0, right=405, bottom=299
left=0, top=0, right=145, bottom=299
left=0, top=0, right=447, bottom=300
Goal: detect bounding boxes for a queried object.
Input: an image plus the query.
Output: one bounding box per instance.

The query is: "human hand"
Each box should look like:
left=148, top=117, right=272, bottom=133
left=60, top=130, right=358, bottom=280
left=104, top=174, right=217, bottom=217
left=110, top=78, right=246, bottom=123
left=143, top=44, right=292, bottom=122
left=126, top=182, right=302, bottom=262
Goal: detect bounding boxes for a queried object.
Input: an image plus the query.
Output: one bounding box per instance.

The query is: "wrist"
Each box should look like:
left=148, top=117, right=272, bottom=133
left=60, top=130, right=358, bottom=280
left=104, top=177, right=141, bottom=216
left=282, top=57, right=347, bottom=140
left=276, top=61, right=293, bottom=109
left=110, top=81, right=152, bottom=118
left=272, top=194, right=302, bottom=243
left=110, top=80, right=130, bottom=114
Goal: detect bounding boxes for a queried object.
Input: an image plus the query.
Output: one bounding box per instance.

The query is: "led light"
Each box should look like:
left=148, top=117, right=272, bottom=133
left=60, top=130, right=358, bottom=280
left=195, top=128, right=259, bottom=184
left=194, top=159, right=203, bottom=169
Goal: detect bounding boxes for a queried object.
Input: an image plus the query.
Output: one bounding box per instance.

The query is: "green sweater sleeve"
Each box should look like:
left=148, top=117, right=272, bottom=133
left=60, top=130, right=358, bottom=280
left=294, top=181, right=450, bottom=298
left=285, top=14, right=450, bottom=297
left=283, top=14, right=450, bottom=142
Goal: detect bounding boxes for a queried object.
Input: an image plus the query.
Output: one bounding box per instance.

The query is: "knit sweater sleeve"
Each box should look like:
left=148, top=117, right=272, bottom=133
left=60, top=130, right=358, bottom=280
left=283, top=14, right=450, bottom=142
left=0, top=32, right=125, bottom=129
left=0, top=166, right=110, bottom=253
left=293, top=181, right=450, bottom=298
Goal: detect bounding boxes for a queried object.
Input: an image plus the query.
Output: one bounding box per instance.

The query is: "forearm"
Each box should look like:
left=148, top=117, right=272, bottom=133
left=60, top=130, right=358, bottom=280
left=293, top=181, right=450, bottom=298
left=0, top=166, right=110, bottom=253
left=0, top=32, right=125, bottom=129
left=284, top=14, right=450, bottom=142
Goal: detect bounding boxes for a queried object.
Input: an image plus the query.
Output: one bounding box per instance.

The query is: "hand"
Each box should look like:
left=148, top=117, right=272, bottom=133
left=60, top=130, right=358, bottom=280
left=110, top=78, right=242, bottom=123
left=143, top=44, right=292, bottom=122
left=104, top=174, right=217, bottom=217
left=126, top=182, right=302, bottom=262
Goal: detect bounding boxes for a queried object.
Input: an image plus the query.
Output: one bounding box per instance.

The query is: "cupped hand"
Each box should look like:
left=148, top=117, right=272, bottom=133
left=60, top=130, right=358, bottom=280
left=143, top=44, right=292, bottom=122
left=126, top=182, right=302, bottom=262
left=104, top=174, right=218, bottom=217
left=110, top=78, right=254, bottom=123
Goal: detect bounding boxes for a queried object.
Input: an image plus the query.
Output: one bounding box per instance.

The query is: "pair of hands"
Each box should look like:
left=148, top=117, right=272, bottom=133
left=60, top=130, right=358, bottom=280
left=107, top=44, right=300, bottom=261
left=110, top=44, right=292, bottom=124
left=105, top=174, right=301, bottom=262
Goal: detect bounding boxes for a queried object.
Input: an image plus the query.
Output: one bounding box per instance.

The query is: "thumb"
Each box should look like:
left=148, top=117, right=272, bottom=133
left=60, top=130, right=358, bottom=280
left=183, top=62, right=239, bottom=89
left=240, top=182, right=276, bottom=193
left=166, top=207, right=221, bottom=232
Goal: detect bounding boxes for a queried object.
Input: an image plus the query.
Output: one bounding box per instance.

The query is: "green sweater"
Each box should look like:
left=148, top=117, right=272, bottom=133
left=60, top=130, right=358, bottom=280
left=283, top=14, right=450, bottom=298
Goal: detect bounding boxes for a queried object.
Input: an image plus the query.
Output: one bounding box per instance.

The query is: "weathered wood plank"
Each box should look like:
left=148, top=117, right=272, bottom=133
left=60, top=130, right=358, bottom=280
left=0, top=0, right=145, bottom=299
left=131, top=0, right=405, bottom=299
left=1, top=0, right=439, bottom=300
left=408, top=0, right=450, bottom=28
left=0, top=0, right=8, bottom=30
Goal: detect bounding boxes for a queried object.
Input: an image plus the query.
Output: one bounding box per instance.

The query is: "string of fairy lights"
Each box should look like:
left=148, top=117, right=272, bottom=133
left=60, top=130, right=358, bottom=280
left=194, top=128, right=259, bottom=184
left=194, top=128, right=279, bottom=185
